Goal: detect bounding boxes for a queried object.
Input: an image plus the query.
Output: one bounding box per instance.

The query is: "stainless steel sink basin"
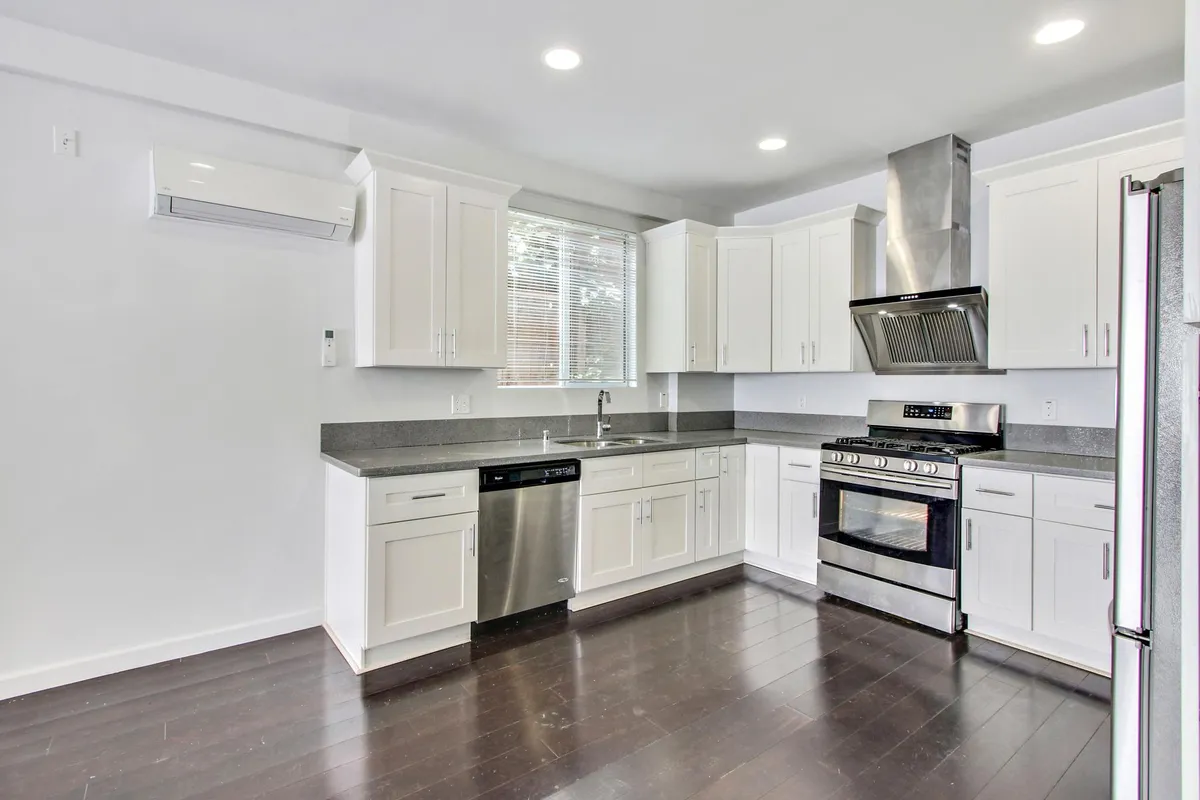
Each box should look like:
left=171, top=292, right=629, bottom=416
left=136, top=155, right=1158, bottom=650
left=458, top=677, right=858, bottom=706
left=555, top=436, right=663, bottom=449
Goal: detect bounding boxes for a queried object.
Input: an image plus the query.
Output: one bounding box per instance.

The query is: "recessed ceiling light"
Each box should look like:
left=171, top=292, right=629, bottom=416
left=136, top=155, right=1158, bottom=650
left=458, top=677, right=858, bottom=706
left=1035, top=19, right=1085, bottom=45
left=543, top=48, right=581, bottom=70
left=758, top=138, right=787, bottom=151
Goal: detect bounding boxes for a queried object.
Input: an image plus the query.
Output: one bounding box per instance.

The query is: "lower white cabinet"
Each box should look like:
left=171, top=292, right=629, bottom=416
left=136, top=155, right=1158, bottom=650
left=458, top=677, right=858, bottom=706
left=960, top=508, right=1033, bottom=630
left=719, top=445, right=747, bottom=554
left=366, top=512, right=478, bottom=647
left=578, top=488, right=644, bottom=591
left=1033, top=520, right=1114, bottom=655
left=643, top=482, right=696, bottom=575
left=745, top=444, right=780, bottom=557
left=695, top=477, right=721, bottom=561
left=779, top=477, right=819, bottom=575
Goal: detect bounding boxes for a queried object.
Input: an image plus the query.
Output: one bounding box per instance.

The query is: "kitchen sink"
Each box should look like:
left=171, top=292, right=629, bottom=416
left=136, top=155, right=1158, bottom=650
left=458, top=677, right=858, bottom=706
left=555, top=436, right=663, bottom=449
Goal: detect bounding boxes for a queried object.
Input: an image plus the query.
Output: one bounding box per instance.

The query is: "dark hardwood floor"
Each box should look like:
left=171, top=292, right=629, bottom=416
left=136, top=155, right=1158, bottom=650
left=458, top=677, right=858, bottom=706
left=0, top=568, right=1111, bottom=799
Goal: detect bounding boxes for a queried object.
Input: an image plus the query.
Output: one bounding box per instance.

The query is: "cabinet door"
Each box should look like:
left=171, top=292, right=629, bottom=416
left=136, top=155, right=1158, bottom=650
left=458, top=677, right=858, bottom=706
left=779, top=478, right=819, bottom=574
left=366, top=512, right=477, bottom=647
left=719, top=445, right=747, bottom=554
left=686, top=233, right=718, bottom=372
left=578, top=488, right=643, bottom=591
left=446, top=186, right=508, bottom=368
left=364, top=171, right=448, bottom=367
left=1033, top=520, right=1114, bottom=655
left=744, top=444, right=780, bottom=557
left=988, top=162, right=1099, bottom=368
left=1096, top=140, right=1184, bottom=367
left=961, top=509, right=1032, bottom=629
left=808, top=220, right=857, bottom=373
left=695, top=477, right=721, bottom=561
left=642, top=482, right=696, bottom=575
left=772, top=229, right=812, bottom=372
left=716, top=237, right=772, bottom=373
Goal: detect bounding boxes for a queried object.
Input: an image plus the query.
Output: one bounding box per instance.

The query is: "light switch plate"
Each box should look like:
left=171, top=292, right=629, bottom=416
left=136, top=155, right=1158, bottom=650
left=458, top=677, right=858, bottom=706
left=53, top=127, right=78, bottom=156
left=658, top=392, right=668, bottom=409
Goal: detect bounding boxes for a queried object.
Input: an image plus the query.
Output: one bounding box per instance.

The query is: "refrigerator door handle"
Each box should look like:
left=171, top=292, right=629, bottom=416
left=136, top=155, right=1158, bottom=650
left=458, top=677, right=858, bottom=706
left=1111, top=631, right=1149, bottom=800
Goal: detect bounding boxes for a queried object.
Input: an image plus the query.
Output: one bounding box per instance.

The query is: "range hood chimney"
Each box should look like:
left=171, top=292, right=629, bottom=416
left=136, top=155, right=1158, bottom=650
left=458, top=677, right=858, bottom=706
left=851, top=135, right=1000, bottom=374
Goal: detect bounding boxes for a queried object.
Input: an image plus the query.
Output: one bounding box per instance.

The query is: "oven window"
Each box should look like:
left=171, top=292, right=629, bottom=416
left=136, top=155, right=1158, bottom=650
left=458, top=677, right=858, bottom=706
left=839, top=490, right=929, bottom=552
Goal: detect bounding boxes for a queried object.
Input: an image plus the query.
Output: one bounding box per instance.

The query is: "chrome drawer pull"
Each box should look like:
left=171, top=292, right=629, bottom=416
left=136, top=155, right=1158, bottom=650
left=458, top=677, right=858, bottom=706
left=787, top=463, right=813, bottom=469
left=412, top=492, right=447, bottom=500
left=1103, top=542, right=1111, bottom=580
left=1094, top=503, right=1116, bottom=511
left=975, top=488, right=1015, bottom=497
left=966, top=519, right=973, bottom=550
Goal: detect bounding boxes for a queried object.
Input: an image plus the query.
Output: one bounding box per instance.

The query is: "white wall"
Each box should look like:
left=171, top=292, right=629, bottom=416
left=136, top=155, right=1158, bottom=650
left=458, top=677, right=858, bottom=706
left=0, top=68, right=679, bottom=699
left=668, top=373, right=735, bottom=413
left=734, top=83, right=1185, bottom=428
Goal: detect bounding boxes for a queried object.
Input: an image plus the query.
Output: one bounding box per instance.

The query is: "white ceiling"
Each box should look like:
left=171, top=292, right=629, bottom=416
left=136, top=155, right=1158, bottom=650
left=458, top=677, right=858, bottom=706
left=0, top=0, right=1183, bottom=212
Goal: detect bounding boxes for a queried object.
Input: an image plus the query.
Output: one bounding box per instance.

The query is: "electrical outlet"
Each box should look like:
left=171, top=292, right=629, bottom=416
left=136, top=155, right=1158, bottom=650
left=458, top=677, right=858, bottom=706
left=798, top=395, right=807, bottom=411
left=658, top=392, right=668, bottom=409
left=451, top=394, right=471, bottom=415
left=1041, top=399, right=1058, bottom=421
left=53, top=126, right=78, bottom=156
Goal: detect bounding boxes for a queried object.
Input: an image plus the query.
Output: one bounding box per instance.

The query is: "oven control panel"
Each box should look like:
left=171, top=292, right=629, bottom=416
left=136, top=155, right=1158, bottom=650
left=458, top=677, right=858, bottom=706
left=903, top=404, right=953, bottom=420
left=821, top=449, right=959, bottom=480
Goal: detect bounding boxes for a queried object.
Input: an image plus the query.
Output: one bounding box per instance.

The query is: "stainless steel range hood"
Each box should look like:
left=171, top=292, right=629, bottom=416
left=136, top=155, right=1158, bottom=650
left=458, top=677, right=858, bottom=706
left=851, top=135, right=1001, bottom=375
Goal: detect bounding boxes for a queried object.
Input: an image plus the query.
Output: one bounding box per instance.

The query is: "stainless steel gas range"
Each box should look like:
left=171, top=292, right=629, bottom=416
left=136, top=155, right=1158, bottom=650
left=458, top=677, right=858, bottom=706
left=816, top=400, right=1004, bottom=633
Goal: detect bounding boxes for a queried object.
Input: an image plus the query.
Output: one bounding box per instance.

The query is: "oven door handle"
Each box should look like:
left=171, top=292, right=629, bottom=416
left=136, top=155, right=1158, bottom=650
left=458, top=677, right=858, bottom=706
left=820, top=465, right=958, bottom=499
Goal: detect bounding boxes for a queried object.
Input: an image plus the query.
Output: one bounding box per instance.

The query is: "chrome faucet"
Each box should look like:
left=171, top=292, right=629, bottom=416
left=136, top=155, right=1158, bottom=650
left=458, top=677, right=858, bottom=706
left=596, top=390, right=612, bottom=438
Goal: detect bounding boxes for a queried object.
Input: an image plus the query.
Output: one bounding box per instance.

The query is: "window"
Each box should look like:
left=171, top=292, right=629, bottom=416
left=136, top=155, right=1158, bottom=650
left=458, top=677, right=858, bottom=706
left=500, top=210, right=638, bottom=387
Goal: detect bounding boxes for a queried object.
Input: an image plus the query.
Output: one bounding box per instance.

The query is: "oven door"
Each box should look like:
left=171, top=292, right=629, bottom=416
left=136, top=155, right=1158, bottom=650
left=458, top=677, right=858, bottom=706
left=818, top=464, right=958, bottom=597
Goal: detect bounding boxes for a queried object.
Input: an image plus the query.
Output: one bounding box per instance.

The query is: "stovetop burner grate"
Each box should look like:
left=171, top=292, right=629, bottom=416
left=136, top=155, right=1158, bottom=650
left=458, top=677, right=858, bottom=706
left=831, top=436, right=991, bottom=456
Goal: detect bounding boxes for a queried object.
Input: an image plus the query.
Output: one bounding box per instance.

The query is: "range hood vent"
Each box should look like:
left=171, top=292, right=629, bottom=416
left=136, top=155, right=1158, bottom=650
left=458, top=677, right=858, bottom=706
left=852, top=135, right=1002, bottom=375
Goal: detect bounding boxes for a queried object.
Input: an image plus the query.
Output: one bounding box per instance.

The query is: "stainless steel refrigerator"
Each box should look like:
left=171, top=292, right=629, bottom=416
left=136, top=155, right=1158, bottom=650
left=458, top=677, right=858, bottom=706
left=1112, top=167, right=1185, bottom=799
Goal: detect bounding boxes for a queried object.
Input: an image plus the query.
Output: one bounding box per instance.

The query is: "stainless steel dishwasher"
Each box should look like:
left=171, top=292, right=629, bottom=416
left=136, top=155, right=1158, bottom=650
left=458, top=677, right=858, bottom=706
left=477, top=460, right=580, bottom=622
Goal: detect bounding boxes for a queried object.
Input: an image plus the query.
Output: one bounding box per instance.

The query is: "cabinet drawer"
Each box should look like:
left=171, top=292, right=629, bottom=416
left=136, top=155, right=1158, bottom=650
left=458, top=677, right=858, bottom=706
left=642, top=449, right=696, bottom=487
left=696, top=447, right=722, bottom=480
left=779, top=447, right=821, bottom=482
left=1035, top=475, right=1115, bottom=531
left=368, top=470, right=478, bottom=525
left=581, top=455, right=644, bottom=495
left=961, top=468, right=1033, bottom=517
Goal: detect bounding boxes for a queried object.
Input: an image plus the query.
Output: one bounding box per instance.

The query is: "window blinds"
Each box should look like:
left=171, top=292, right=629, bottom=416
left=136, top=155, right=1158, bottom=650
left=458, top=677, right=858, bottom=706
left=500, top=210, right=637, bottom=387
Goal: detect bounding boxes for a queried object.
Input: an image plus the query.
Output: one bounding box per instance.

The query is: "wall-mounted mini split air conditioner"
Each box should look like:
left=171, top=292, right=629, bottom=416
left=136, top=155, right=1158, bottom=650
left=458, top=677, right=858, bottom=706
left=150, top=147, right=356, bottom=241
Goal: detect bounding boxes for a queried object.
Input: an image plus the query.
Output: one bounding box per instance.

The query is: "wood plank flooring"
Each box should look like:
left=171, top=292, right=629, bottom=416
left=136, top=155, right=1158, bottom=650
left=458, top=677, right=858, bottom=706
left=0, top=568, right=1111, bottom=799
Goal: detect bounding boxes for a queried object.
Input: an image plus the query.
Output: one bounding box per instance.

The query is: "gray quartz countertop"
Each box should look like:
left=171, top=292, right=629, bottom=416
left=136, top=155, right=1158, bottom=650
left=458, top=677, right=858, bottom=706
left=321, top=429, right=835, bottom=478
left=957, top=450, right=1115, bottom=480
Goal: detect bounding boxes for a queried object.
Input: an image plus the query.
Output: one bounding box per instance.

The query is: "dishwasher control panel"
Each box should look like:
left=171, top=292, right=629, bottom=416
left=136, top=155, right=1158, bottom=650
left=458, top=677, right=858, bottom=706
left=480, top=460, right=581, bottom=490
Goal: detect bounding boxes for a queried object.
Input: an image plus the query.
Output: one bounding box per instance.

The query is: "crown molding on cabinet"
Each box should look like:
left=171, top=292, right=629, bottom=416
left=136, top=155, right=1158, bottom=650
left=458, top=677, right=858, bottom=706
left=974, top=120, right=1184, bottom=185
left=641, top=219, right=720, bottom=241
left=642, top=204, right=884, bottom=241
left=345, top=149, right=521, bottom=197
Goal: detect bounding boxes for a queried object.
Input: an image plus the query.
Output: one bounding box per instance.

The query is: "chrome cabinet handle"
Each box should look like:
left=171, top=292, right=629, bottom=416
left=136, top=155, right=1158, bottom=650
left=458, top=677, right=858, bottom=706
left=636, top=500, right=642, bottom=524
left=691, top=343, right=696, bottom=364
left=1083, top=324, right=1089, bottom=358
left=1095, top=503, right=1116, bottom=511
left=451, top=329, right=457, bottom=360
left=436, top=328, right=443, bottom=359
left=975, top=487, right=1015, bottom=497
left=722, top=343, right=729, bottom=365
left=811, top=341, right=817, bottom=364
left=811, top=491, right=817, bottom=519
left=1103, top=542, right=1111, bottom=580
left=966, top=518, right=973, bottom=551
left=699, top=489, right=705, bottom=511
left=412, top=492, right=447, bottom=500
left=801, top=342, right=806, bottom=365
left=644, top=497, right=653, bottom=523
left=788, top=463, right=813, bottom=469
left=1104, top=323, right=1111, bottom=358
left=469, top=524, right=476, bottom=557
left=722, top=455, right=728, bottom=475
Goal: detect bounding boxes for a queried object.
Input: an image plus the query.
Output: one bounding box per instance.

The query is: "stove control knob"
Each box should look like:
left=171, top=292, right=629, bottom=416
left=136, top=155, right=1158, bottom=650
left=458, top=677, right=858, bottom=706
left=922, top=463, right=937, bottom=475
left=903, top=460, right=918, bottom=472
left=847, top=453, right=860, bottom=465
left=873, top=456, right=887, bottom=468
left=830, top=452, right=844, bottom=463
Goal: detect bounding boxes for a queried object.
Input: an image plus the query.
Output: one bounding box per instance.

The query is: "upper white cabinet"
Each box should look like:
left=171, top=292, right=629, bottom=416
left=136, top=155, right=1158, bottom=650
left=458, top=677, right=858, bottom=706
left=717, top=236, right=773, bottom=372
left=346, top=151, right=519, bottom=368
left=979, top=126, right=1183, bottom=369
left=771, top=228, right=813, bottom=371
left=644, top=224, right=718, bottom=373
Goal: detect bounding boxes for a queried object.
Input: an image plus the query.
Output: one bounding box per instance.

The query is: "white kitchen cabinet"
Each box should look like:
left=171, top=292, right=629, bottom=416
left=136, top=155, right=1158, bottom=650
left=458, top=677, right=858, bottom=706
left=771, top=228, right=812, bottom=372
left=1033, top=520, right=1114, bottom=656
left=987, top=161, right=1099, bottom=369
left=716, top=237, right=773, bottom=373
left=642, top=482, right=696, bottom=575
left=779, top=476, right=820, bottom=578
left=1095, top=140, right=1185, bottom=366
left=366, top=512, right=478, bottom=648
left=695, top=477, right=721, bottom=561
left=744, top=444, right=780, bottom=557
left=644, top=223, right=719, bottom=373
left=578, top=488, right=644, bottom=591
left=960, top=509, right=1033, bottom=630
left=346, top=151, right=519, bottom=368
left=719, top=445, right=747, bottom=554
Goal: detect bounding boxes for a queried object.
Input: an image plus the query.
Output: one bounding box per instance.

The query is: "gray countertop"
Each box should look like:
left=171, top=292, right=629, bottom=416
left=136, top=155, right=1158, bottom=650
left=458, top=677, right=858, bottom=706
left=321, top=429, right=835, bottom=478
left=957, top=450, right=1116, bottom=480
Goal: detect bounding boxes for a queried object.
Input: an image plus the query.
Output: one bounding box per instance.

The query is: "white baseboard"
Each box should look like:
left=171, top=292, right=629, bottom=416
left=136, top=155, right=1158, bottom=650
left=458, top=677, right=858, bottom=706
left=0, top=608, right=323, bottom=701
left=568, top=554, right=742, bottom=612
left=743, top=551, right=816, bottom=585
left=967, top=616, right=1110, bottom=676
